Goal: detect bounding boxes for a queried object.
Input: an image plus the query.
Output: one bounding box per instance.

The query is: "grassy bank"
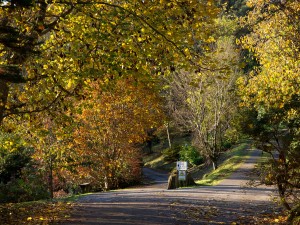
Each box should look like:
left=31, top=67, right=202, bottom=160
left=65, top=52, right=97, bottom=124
left=196, top=143, right=251, bottom=186
left=143, top=140, right=254, bottom=186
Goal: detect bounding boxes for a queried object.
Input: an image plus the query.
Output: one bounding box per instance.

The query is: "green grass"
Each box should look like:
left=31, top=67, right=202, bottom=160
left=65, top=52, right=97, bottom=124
left=196, top=143, right=251, bottom=186
left=144, top=154, right=176, bottom=171
left=60, top=192, right=92, bottom=202
left=143, top=134, right=192, bottom=171
left=143, top=136, right=254, bottom=185
left=144, top=154, right=166, bottom=167
left=144, top=154, right=165, bottom=167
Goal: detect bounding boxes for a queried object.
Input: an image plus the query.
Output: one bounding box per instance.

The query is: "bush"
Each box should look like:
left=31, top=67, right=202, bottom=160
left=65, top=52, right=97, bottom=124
left=222, top=140, right=232, bottom=150
left=179, top=143, right=203, bottom=166
left=0, top=175, right=49, bottom=203
left=162, top=145, right=180, bottom=162
left=0, top=133, right=49, bottom=203
left=0, top=147, right=33, bottom=184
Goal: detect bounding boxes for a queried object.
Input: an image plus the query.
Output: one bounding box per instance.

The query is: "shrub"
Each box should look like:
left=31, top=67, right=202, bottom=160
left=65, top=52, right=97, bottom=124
left=0, top=133, right=49, bottom=203
left=221, top=139, right=232, bottom=150
left=162, top=145, right=180, bottom=162
left=179, top=143, right=203, bottom=166
left=0, top=175, right=49, bottom=203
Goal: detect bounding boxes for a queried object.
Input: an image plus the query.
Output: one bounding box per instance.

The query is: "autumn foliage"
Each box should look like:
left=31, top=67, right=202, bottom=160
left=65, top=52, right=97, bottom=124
left=237, top=0, right=300, bottom=220
left=0, top=0, right=299, bottom=223
left=71, top=78, right=164, bottom=190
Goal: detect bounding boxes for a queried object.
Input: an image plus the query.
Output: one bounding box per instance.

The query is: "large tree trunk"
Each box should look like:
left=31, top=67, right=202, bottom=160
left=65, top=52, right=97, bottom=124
left=0, top=66, right=24, bottom=123
left=0, top=81, right=9, bottom=124
left=49, top=157, right=54, bottom=199
left=277, top=182, right=291, bottom=210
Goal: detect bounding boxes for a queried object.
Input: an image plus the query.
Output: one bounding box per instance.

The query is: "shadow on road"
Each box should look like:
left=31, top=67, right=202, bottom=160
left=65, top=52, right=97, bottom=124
left=61, top=149, right=284, bottom=225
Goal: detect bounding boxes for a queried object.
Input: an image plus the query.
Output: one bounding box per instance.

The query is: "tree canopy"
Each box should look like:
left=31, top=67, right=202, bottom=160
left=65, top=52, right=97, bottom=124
left=0, top=0, right=219, bottom=123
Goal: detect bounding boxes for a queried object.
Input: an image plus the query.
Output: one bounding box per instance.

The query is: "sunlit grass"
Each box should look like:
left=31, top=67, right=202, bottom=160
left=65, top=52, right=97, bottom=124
left=144, top=154, right=165, bottom=167
left=61, top=192, right=92, bottom=202
left=145, top=154, right=177, bottom=171
left=196, top=143, right=251, bottom=186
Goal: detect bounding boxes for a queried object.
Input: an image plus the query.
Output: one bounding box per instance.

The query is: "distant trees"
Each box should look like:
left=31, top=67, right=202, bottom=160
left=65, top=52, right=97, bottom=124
left=218, top=0, right=249, bottom=16
left=165, top=18, right=241, bottom=170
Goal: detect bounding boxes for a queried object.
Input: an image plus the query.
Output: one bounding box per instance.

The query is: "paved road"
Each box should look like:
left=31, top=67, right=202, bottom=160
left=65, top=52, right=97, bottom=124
left=62, top=149, right=282, bottom=225
left=141, top=167, right=169, bottom=187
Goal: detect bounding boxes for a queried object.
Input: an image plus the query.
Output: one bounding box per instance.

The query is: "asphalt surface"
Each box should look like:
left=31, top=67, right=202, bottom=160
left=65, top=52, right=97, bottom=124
left=61, top=149, right=283, bottom=225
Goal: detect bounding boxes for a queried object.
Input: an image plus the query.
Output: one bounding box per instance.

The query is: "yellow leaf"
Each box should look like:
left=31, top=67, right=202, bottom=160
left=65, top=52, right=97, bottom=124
left=66, top=79, right=73, bottom=89
left=27, top=217, right=32, bottom=221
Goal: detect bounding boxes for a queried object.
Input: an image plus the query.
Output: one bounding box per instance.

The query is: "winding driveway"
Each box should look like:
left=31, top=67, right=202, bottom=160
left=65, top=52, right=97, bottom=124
left=62, top=149, right=282, bottom=225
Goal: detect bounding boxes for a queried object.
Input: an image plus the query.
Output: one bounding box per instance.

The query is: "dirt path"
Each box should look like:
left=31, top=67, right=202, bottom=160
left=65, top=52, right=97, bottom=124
left=61, top=149, right=284, bottom=225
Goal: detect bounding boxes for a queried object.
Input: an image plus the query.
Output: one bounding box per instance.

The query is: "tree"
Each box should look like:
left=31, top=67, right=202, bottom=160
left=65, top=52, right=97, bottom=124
left=0, top=1, right=75, bottom=123
left=0, top=0, right=219, bottom=125
left=16, top=113, right=76, bottom=198
left=72, top=78, right=164, bottom=190
left=165, top=19, right=241, bottom=169
left=238, top=0, right=300, bottom=219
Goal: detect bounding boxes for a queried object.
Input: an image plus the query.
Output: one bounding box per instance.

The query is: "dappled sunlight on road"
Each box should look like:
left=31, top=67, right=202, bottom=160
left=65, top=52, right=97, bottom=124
left=62, top=149, right=283, bottom=225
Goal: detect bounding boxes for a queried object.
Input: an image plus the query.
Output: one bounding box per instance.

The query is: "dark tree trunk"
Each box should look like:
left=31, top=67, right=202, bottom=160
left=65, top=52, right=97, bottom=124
left=0, top=81, right=9, bottom=124
left=49, top=157, right=54, bottom=199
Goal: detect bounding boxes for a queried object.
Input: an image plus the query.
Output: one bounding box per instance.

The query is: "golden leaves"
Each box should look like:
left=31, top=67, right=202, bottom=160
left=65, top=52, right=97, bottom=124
left=0, top=201, right=74, bottom=225
left=70, top=77, right=164, bottom=188
left=238, top=0, right=300, bottom=110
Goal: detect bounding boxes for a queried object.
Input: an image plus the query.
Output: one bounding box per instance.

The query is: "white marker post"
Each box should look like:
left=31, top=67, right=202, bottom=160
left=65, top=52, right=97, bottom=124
left=176, top=161, right=188, bottom=181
